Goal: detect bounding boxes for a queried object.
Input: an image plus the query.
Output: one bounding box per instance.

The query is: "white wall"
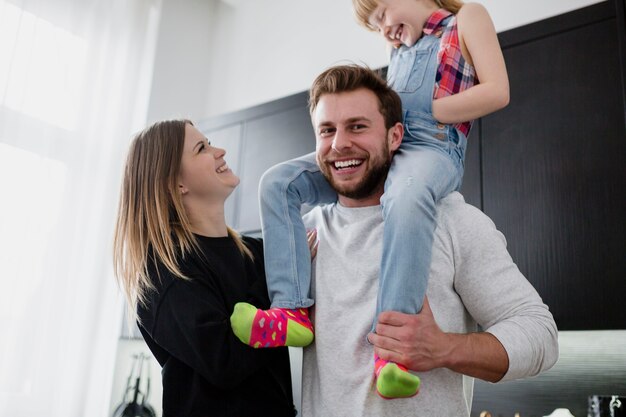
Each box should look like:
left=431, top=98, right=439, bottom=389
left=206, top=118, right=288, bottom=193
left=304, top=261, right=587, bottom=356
left=146, top=0, right=605, bottom=121
left=146, top=0, right=217, bottom=123
left=202, top=0, right=605, bottom=118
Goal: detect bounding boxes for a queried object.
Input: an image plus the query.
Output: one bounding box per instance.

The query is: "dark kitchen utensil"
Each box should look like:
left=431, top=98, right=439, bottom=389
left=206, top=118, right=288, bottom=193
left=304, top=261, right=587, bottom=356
left=112, top=353, right=156, bottom=417
left=588, top=395, right=624, bottom=417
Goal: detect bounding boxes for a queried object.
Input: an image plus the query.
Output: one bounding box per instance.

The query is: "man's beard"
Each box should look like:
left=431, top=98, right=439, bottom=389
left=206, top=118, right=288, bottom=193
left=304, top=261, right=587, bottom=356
left=318, top=143, right=392, bottom=200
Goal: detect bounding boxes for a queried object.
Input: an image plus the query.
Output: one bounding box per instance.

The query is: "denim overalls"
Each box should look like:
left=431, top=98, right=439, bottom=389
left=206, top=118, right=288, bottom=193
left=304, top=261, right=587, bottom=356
left=258, top=16, right=468, bottom=321
left=377, top=15, right=466, bottom=321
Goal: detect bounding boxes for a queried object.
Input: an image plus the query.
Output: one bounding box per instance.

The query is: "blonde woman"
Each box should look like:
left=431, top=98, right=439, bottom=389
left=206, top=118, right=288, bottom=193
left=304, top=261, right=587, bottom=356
left=113, top=119, right=297, bottom=417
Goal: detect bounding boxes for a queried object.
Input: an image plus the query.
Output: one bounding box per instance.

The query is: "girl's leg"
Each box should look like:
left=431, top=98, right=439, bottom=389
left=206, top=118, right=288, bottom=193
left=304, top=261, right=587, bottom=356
left=260, top=152, right=337, bottom=309
left=378, top=143, right=461, bottom=319
left=373, top=143, right=461, bottom=398
left=231, top=152, right=337, bottom=348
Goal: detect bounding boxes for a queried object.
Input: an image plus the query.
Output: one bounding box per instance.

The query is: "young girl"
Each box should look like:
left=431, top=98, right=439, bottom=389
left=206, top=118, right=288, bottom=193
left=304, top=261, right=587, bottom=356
left=231, top=0, right=509, bottom=400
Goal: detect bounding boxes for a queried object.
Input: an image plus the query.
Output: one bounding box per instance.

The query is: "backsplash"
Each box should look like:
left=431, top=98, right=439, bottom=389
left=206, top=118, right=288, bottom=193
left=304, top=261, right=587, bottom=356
left=472, top=330, right=626, bottom=417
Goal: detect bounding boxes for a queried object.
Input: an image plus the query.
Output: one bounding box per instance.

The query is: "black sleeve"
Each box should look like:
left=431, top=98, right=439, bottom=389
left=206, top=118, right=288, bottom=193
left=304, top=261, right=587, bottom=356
left=148, top=262, right=277, bottom=390
left=241, top=236, right=271, bottom=307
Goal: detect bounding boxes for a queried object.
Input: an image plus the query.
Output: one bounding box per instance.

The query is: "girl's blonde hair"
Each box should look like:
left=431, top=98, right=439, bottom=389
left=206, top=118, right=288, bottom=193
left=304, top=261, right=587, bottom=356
left=353, top=0, right=464, bottom=31
left=113, top=119, right=251, bottom=319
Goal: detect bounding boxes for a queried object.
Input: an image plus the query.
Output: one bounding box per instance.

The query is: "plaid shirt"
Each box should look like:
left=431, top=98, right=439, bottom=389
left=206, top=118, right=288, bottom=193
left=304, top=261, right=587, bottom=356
left=424, top=9, right=477, bottom=137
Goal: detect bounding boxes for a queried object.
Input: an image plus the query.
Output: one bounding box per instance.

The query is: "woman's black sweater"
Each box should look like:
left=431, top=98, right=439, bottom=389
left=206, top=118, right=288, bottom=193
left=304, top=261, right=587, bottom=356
left=138, top=235, right=296, bottom=417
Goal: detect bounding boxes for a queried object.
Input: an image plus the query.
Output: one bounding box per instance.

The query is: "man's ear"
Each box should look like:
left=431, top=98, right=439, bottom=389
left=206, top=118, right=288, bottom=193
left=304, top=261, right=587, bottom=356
left=388, top=122, right=404, bottom=151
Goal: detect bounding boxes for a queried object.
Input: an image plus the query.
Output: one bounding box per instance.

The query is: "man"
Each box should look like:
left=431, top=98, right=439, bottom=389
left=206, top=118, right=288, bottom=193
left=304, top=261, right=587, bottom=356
left=299, top=65, right=558, bottom=416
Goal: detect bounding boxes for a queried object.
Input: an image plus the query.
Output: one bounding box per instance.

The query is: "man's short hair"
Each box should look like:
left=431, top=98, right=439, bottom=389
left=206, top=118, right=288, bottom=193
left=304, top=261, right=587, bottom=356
left=308, top=64, right=403, bottom=130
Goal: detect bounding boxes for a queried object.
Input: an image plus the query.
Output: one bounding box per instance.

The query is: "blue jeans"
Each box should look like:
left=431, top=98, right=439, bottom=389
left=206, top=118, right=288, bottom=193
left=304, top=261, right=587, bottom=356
left=377, top=113, right=465, bottom=323
left=376, top=14, right=467, bottom=326
left=259, top=152, right=337, bottom=308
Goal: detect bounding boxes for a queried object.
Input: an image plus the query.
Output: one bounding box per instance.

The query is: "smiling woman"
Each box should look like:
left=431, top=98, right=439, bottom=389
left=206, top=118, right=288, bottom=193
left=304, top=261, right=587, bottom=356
left=113, top=119, right=297, bottom=417
left=177, top=123, right=240, bottom=216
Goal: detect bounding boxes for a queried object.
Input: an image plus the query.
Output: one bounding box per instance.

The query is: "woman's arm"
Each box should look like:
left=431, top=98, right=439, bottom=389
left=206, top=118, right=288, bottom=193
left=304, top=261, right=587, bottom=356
left=432, top=3, right=510, bottom=124
left=147, top=264, right=277, bottom=390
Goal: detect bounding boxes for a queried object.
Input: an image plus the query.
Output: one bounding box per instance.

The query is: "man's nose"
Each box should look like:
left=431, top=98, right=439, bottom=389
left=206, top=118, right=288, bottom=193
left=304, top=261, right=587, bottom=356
left=331, top=130, right=352, bottom=151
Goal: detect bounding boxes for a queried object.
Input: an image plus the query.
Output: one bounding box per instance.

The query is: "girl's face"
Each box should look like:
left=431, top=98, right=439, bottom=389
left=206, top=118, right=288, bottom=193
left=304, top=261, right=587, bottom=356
left=368, top=0, right=439, bottom=48
left=178, top=123, right=239, bottom=202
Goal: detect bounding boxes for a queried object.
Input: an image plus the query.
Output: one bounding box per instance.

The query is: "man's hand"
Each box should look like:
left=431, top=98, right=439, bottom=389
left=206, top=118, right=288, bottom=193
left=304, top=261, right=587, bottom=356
left=368, top=297, right=509, bottom=382
left=367, top=298, right=453, bottom=372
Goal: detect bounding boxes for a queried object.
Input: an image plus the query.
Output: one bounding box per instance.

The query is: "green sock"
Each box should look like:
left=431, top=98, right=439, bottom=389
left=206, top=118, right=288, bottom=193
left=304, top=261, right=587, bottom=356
left=230, top=302, right=257, bottom=345
left=230, top=302, right=314, bottom=348
left=375, top=360, right=420, bottom=399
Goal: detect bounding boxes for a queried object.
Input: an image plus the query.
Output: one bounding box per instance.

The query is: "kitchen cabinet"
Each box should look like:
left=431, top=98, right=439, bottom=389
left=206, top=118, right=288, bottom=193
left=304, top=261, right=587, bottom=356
left=480, top=0, right=626, bottom=330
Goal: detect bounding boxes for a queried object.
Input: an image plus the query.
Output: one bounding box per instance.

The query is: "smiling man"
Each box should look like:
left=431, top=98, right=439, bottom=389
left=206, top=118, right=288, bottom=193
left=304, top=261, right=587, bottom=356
left=313, top=84, right=400, bottom=204
left=298, top=65, right=558, bottom=416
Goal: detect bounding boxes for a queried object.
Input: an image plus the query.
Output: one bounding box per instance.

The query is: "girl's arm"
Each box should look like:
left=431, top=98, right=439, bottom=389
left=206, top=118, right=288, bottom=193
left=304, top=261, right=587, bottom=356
left=432, top=3, right=510, bottom=124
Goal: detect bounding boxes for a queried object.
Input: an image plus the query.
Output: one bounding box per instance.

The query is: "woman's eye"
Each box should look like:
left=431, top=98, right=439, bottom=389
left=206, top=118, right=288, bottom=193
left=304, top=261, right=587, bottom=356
left=198, top=140, right=211, bottom=152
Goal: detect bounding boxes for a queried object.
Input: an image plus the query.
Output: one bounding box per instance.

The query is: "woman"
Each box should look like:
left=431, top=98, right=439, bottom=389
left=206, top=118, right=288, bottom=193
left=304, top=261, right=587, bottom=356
left=113, top=119, right=297, bottom=417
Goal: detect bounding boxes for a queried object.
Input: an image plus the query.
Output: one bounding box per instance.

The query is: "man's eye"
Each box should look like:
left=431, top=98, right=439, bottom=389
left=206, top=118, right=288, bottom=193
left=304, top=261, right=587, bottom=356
left=351, top=124, right=366, bottom=131
left=319, top=128, right=335, bottom=136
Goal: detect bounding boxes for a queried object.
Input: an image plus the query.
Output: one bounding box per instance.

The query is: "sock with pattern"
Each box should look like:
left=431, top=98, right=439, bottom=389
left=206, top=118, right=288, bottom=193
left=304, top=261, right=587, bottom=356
left=230, top=302, right=314, bottom=348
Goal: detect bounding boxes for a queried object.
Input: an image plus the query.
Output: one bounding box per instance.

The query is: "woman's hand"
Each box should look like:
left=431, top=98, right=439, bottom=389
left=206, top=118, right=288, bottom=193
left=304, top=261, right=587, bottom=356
left=307, top=229, right=319, bottom=259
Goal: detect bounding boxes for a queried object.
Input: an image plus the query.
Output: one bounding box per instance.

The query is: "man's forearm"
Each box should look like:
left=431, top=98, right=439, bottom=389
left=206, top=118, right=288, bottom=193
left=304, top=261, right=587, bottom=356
left=444, top=331, right=509, bottom=382
left=370, top=301, right=510, bottom=382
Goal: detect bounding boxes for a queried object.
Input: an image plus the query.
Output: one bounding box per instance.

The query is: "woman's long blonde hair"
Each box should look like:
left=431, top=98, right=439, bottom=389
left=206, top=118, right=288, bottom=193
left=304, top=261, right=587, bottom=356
left=353, top=0, right=464, bottom=31
left=113, top=119, right=251, bottom=318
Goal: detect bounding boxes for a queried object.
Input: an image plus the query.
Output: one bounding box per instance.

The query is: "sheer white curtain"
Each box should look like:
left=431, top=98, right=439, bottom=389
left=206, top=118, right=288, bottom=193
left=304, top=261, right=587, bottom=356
left=0, top=0, right=161, bottom=415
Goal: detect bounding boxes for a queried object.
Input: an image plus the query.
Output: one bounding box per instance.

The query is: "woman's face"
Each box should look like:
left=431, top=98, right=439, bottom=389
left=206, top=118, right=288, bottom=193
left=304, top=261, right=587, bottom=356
left=178, top=123, right=240, bottom=202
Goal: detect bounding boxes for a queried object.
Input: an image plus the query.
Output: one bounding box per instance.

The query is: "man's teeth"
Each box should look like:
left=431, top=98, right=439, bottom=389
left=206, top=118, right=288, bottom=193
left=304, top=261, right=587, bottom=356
left=334, top=159, right=363, bottom=169
left=216, top=163, right=228, bottom=173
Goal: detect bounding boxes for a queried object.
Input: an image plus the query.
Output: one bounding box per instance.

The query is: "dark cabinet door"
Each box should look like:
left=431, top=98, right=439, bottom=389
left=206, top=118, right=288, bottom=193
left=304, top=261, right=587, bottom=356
left=237, top=103, right=316, bottom=233
left=480, top=3, right=626, bottom=330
